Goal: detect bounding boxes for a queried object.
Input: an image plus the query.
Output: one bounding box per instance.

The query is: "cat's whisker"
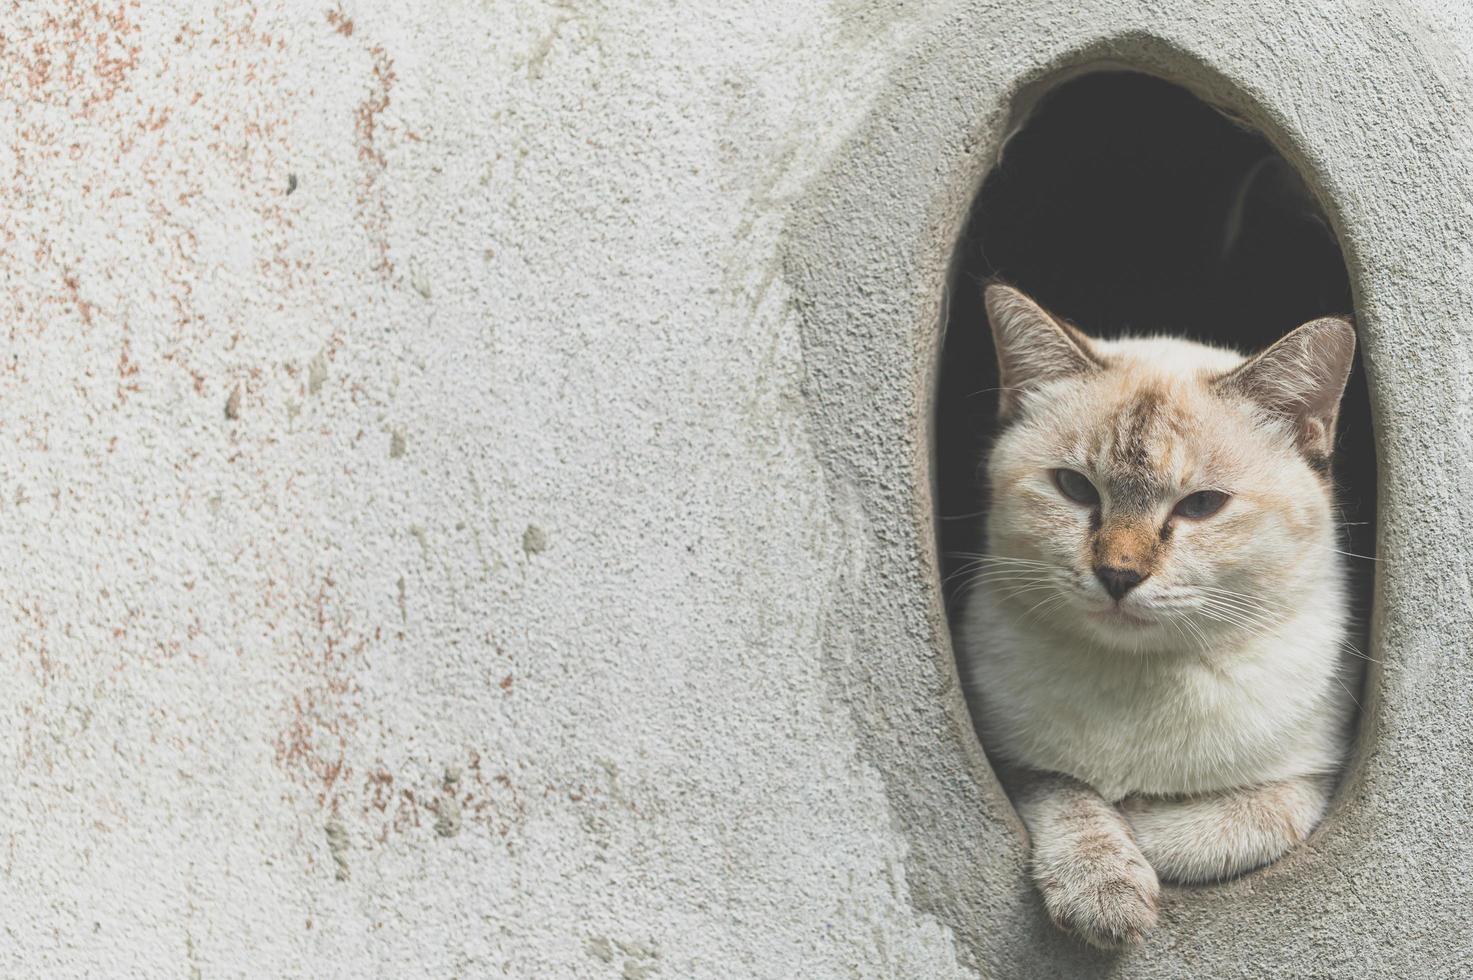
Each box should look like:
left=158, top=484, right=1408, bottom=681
left=970, top=566, right=1059, bottom=581
left=1340, top=641, right=1382, bottom=665
left=953, top=577, right=1056, bottom=596
left=1194, top=605, right=1281, bottom=632
left=1186, top=596, right=1287, bottom=623
left=1018, top=591, right=1072, bottom=624
left=954, top=565, right=1060, bottom=589
left=954, top=568, right=1055, bottom=588
left=1331, top=674, right=1364, bottom=709
left=1191, top=583, right=1270, bottom=600
left=962, top=583, right=1058, bottom=604
left=946, top=552, right=1058, bottom=567
left=1173, top=614, right=1212, bottom=653
left=944, top=564, right=1001, bottom=587
left=1197, top=616, right=1264, bottom=640
left=952, top=573, right=1059, bottom=599
left=1165, top=615, right=1198, bottom=651
left=1183, top=589, right=1273, bottom=616
left=1192, top=590, right=1289, bottom=626
left=947, top=561, right=1056, bottom=578
left=1301, top=543, right=1381, bottom=562
left=957, top=566, right=1059, bottom=581
left=1192, top=602, right=1275, bottom=638
left=991, top=577, right=1057, bottom=590
left=1192, top=585, right=1290, bottom=612
left=943, top=559, right=1053, bottom=584
left=963, top=384, right=1029, bottom=400
left=1199, top=600, right=1276, bottom=629
left=1196, top=604, right=1266, bottom=627
left=995, top=586, right=1068, bottom=607
left=948, top=568, right=1058, bottom=590
left=1200, top=602, right=1281, bottom=632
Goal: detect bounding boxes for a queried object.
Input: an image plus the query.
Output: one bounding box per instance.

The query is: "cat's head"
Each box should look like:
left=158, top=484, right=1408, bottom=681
left=980, top=283, right=1355, bottom=652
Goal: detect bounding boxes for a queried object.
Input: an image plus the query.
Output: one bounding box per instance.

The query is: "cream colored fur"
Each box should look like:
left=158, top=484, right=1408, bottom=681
left=959, top=285, right=1359, bottom=949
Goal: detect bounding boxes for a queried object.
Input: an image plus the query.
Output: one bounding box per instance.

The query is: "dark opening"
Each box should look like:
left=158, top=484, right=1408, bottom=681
left=937, top=70, right=1375, bottom=633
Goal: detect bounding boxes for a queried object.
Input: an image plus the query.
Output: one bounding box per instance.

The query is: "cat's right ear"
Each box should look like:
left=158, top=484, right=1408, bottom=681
left=985, top=283, right=1101, bottom=418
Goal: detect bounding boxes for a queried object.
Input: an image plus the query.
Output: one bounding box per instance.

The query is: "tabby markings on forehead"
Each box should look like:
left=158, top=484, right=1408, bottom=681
left=1079, top=386, right=1180, bottom=511
left=1113, top=388, right=1167, bottom=506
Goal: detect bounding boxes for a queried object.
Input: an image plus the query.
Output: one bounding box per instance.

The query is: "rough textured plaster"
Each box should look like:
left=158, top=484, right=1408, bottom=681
left=0, top=0, right=1467, bottom=977
left=0, top=1, right=969, bottom=976
left=787, top=1, right=1473, bottom=976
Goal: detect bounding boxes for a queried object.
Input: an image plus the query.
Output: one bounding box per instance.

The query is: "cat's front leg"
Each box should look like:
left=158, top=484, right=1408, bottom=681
left=1014, top=771, right=1160, bottom=949
left=1121, top=774, right=1332, bottom=884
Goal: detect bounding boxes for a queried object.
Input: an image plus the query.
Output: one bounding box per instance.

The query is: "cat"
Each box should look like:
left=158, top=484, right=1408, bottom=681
left=958, top=283, right=1360, bottom=949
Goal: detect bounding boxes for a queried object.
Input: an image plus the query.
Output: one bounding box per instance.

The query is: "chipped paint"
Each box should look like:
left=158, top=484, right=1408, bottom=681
left=324, top=818, right=350, bottom=881
left=521, top=524, right=548, bottom=555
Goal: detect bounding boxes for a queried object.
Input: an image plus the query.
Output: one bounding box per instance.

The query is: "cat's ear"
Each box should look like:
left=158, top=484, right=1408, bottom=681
left=1214, top=316, right=1355, bottom=464
left=985, top=283, right=1100, bottom=417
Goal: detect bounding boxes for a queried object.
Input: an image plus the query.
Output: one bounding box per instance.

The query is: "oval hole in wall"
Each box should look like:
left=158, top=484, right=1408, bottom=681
left=936, top=70, right=1375, bottom=841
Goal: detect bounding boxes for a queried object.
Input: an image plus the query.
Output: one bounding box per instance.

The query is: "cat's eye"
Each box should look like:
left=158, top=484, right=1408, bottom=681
left=1051, top=468, right=1099, bottom=506
left=1173, top=489, right=1230, bottom=519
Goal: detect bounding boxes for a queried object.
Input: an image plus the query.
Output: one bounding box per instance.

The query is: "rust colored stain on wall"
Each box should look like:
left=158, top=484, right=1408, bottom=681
left=352, top=41, right=396, bottom=278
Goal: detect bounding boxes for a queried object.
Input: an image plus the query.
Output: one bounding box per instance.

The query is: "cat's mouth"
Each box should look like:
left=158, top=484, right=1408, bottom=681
left=1088, top=603, right=1159, bottom=628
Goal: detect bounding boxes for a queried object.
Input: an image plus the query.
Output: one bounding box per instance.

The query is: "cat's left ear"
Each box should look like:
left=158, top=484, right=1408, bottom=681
left=1214, top=316, right=1356, bottom=464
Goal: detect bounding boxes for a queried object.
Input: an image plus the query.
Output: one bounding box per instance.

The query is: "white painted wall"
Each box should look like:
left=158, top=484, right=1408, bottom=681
left=1, top=2, right=1469, bottom=977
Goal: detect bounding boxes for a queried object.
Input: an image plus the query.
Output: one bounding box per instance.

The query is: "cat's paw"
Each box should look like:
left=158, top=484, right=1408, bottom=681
left=1032, top=828, right=1160, bottom=950
left=1121, top=778, right=1328, bottom=884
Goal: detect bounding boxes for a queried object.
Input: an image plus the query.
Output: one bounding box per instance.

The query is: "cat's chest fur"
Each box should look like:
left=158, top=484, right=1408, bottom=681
left=961, top=592, right=1351, bottom=802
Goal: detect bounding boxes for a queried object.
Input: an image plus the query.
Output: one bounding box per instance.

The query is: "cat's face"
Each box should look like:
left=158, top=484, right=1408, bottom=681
left=980, top=285, right=1354, bottom=653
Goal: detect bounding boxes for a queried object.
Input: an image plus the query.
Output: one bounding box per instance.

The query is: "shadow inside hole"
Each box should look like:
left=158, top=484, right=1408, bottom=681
left=937, top=70, right=1375, bottom=671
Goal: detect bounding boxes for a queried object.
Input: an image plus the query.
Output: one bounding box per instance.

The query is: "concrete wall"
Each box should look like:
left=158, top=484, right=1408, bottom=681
left=2, top=1, right=1468, bottom=976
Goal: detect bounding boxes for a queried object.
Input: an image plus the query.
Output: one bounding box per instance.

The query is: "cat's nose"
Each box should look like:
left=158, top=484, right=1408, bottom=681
left=1095, top=565, right=1146, bottom=600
